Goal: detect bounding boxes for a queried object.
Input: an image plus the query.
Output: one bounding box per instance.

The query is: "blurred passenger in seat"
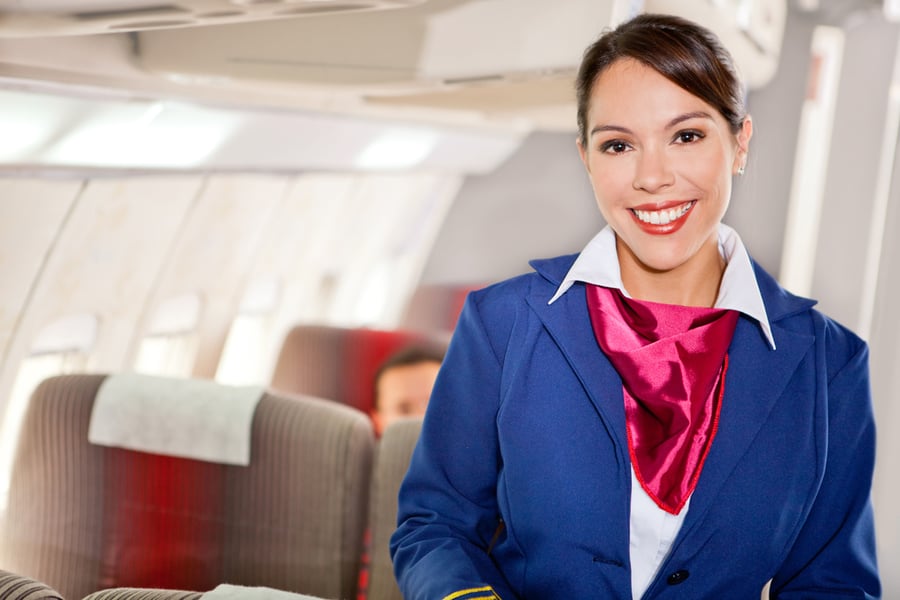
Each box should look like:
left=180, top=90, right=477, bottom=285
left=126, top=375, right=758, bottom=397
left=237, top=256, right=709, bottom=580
left=358, top=344, right=445, bottom=600
left=371, top=345, right=444, bottom=437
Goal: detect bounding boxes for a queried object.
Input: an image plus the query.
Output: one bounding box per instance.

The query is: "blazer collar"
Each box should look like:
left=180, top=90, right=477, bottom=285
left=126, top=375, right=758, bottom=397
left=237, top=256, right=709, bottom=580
left=529, top=253, right=818, bottom=334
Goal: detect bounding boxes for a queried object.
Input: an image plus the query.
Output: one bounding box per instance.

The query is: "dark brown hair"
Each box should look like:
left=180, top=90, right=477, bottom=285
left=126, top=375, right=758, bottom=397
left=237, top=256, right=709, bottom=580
left=373, top=343, right=446, bottom=406
left=576, top=13, right=746, bottom=148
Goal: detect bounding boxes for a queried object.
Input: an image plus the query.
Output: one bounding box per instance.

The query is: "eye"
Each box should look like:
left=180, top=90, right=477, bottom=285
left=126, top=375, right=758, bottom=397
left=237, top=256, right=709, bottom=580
left=674, top=130, right=704, bottom=144
left=600, top=139, right=631, bottom=154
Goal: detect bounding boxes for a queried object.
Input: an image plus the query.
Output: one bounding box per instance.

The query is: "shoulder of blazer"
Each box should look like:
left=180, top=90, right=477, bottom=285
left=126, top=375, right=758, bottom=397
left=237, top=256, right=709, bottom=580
left=753, top=260, right=867, bottom=376
left=752, top=259, right=818, bottom=323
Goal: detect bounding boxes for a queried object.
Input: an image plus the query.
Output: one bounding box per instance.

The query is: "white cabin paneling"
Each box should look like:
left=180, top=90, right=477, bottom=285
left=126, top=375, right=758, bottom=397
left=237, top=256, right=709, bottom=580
left=0, top=179, right=81, bottom=366
left=133, top=174, right=288, bottom=378
left=228, top=172, right=460, bottom=382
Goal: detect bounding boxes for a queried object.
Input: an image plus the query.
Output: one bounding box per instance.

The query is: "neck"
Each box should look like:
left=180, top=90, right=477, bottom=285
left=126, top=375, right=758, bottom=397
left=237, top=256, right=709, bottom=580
left=618, top=237, right=725, bottom=307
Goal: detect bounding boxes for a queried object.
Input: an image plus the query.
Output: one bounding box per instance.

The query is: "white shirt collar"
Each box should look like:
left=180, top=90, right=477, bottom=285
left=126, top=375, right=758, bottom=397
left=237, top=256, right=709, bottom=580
left=547, top=224, right=776, bottom=350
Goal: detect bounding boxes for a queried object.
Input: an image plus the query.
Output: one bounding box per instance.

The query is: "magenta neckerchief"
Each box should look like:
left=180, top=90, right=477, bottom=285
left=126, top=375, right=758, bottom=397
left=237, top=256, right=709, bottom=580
left=585, top=285, right=738, bottom=514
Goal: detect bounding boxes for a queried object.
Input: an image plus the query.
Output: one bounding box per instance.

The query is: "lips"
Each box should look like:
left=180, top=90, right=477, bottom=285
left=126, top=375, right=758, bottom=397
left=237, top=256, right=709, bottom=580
left=630, top=200, right=695, bottom=234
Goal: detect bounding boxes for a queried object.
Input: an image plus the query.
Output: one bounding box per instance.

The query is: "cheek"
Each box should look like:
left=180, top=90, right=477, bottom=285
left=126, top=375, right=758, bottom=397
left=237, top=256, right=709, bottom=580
left=586, top=162, right=627, bottom=206
left=680, top=151, right=732, bottom=195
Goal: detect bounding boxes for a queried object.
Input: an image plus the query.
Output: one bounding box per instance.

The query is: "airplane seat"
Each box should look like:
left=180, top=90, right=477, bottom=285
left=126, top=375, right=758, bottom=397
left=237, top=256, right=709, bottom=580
left=0, top=569, right=65, bottom=600
left=269, top=326, right=446, bottom=415
left=83, top=590, right=201, bottom=600
left=82, top=586, right=337, bottom=600
left=0, top=373, right=374, bottom=600
left=365, top=418, right=423, bottom=600
left=399, top=283, right=482, bottom=336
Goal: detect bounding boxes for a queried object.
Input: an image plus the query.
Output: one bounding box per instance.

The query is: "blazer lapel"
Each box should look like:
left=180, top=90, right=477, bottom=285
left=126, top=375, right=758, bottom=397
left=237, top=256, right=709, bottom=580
left=674, top=313, right=816, bottom=543
left=525, top=280, right=630, bottom=462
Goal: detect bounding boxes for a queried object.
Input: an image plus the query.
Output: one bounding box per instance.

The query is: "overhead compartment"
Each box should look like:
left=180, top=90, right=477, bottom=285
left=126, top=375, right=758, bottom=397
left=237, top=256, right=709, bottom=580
left=0, top=0, right=787, bottom=133
left=133, top=0, right=786, bottom=130
left=645, top=0, right=788, bottom=91
left=134, top=0, right=617, bottom=130
left=0, top=0, right=428, bottom=37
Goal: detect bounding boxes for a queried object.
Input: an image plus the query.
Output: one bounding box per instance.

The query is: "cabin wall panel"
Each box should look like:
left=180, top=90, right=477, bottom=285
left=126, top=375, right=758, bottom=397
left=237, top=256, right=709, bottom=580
left=867, top=67, right=900, bottom=598
left=271, top=175, right=360, bottom=329
left=252, top=173, right=459, bottom=382
left=227, top=173, right=346, bottom=382
left=136, top=174, right=288, bottom=379
left=0, top=177, right=202, bottom=424
left=811, top=17, right=899, bottom=331
left=727, top=8, right=815, bottom=276
left=0, top=180, right=81, bottom=369
left=324, top=174, right=459, bottom=328
left=869, top=177, right=900, bottom=598
left=420, top=131, right=602, bottom=286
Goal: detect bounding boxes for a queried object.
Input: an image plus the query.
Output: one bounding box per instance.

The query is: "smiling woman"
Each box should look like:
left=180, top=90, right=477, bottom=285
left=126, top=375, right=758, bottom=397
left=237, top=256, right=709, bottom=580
left=576, top=58, right=751, bottom=306
left=390, top=13, right=881, bottom=600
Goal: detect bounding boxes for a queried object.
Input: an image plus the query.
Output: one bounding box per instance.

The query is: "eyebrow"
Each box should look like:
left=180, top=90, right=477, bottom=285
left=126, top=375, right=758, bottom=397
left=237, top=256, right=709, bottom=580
left=589, top=111, right=715, bottom=139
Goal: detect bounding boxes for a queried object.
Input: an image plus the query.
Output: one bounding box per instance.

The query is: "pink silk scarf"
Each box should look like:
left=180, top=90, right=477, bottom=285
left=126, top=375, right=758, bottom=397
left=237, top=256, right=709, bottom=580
left=586, top=285, right=738, bottom=514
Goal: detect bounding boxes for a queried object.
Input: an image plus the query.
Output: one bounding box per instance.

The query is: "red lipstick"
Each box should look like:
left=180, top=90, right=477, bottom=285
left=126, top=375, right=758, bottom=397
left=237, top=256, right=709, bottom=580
left=629, top=200, right=695, bottom=235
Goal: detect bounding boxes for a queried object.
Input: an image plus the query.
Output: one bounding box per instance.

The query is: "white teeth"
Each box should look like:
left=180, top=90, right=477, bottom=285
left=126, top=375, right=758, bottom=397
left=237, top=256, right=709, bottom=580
left=633, top=202, right=693, bottom=225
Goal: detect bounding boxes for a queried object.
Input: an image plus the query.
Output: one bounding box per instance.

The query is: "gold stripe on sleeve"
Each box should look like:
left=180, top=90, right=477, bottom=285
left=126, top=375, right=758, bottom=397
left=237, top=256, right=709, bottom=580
left=441, top=586, right=499, bottom=600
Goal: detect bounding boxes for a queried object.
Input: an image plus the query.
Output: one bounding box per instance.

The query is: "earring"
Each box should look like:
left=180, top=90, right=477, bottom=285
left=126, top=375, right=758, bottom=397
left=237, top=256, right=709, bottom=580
left=737, top=165, right=745, bottom=176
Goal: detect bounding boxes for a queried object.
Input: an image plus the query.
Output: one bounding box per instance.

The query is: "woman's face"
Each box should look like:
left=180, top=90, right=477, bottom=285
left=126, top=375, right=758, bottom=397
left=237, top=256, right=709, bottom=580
left=578, top=58, right=751, bottom=279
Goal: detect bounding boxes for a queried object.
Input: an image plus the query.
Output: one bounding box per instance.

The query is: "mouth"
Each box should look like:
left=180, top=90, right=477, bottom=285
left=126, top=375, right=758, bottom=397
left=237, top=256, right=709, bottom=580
left=630, top=201, right=695, bottom=226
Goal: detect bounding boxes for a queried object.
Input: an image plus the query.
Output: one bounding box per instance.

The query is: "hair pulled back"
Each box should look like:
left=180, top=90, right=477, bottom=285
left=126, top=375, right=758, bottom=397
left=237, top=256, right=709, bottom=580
left=576, top=13, right=746, bottom=148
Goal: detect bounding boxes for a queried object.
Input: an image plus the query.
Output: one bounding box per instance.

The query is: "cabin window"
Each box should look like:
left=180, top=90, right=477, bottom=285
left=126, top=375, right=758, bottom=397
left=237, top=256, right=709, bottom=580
left=0, top=313, right=98, bottom=510
left=314, top=173, right=460, bottom=328
left=351, top=261, right=393, bottom=327
left=215, top=278, right=281, bottom=386
left=133, top=293, right=202, bottom=377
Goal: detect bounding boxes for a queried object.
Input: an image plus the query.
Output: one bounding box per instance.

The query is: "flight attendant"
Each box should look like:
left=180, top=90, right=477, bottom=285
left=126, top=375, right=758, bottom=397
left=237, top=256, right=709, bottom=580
left=390, top=13, right=880, bottom=599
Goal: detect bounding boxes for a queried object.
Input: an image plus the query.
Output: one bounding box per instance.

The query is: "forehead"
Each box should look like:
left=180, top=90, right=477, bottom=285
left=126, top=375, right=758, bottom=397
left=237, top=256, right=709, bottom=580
left=587, top=58, right=720, bottom=126
left=377, top=361, right=441, bottom=392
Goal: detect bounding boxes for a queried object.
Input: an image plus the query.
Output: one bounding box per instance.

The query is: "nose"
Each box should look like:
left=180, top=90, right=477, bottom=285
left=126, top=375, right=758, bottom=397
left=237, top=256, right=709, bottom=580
left=632, top=146, right=674, bottom=193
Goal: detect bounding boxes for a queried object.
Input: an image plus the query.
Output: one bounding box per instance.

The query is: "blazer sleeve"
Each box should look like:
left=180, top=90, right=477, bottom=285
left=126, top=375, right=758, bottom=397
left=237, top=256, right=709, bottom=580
left=771, top=322, right=881, bottom=599
left=390, top=291, right=517, bottom=600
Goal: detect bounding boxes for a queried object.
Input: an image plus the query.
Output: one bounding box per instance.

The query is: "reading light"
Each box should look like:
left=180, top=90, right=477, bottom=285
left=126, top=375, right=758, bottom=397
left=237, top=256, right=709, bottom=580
left=47, top=101, right=238, bottom=169
left=355, top=130, right=437, bottom=170
left=0, top=90, right=67, bottom=162
left=886, top=0, right=900, bottom=22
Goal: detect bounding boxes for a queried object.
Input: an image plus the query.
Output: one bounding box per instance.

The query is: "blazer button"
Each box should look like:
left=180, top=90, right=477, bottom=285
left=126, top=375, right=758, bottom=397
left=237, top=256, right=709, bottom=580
left=666, top=570, right=690, bottom=585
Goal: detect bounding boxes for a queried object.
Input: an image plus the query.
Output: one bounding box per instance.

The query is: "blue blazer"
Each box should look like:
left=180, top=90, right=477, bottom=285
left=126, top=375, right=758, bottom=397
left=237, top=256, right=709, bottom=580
left=391, top=254, right=880, bottom=599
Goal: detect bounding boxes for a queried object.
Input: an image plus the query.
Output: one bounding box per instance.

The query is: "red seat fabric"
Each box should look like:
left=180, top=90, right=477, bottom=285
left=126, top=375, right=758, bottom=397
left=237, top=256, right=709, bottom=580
left=270, top=326, right=445, bottom=414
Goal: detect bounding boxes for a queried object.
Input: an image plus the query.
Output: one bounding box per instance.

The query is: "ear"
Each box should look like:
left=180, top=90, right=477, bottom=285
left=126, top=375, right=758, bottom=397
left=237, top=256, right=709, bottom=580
left=370, top=410, right=383, bottom=436
left=576, top=136, right=591, bottom=174
left=733, top=116, right=753, bottom=174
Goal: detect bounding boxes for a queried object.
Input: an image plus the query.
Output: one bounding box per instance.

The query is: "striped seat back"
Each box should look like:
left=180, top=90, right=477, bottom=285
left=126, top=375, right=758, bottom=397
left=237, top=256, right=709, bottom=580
left=366, top=418, right=423, bottom=600
left=0, top=374, right=374, bottom=600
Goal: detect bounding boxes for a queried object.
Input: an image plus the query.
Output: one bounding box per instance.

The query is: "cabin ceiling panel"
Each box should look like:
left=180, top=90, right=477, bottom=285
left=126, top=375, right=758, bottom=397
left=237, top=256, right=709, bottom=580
left=0, top=0, right=787, bottom=165
left=0, top=84, right=524, bottom=173
left=0, top=0, right=429, bottom=37
left=0, top=0, right=786, bottom=137
left=133, top=0, right=612, bottom=131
